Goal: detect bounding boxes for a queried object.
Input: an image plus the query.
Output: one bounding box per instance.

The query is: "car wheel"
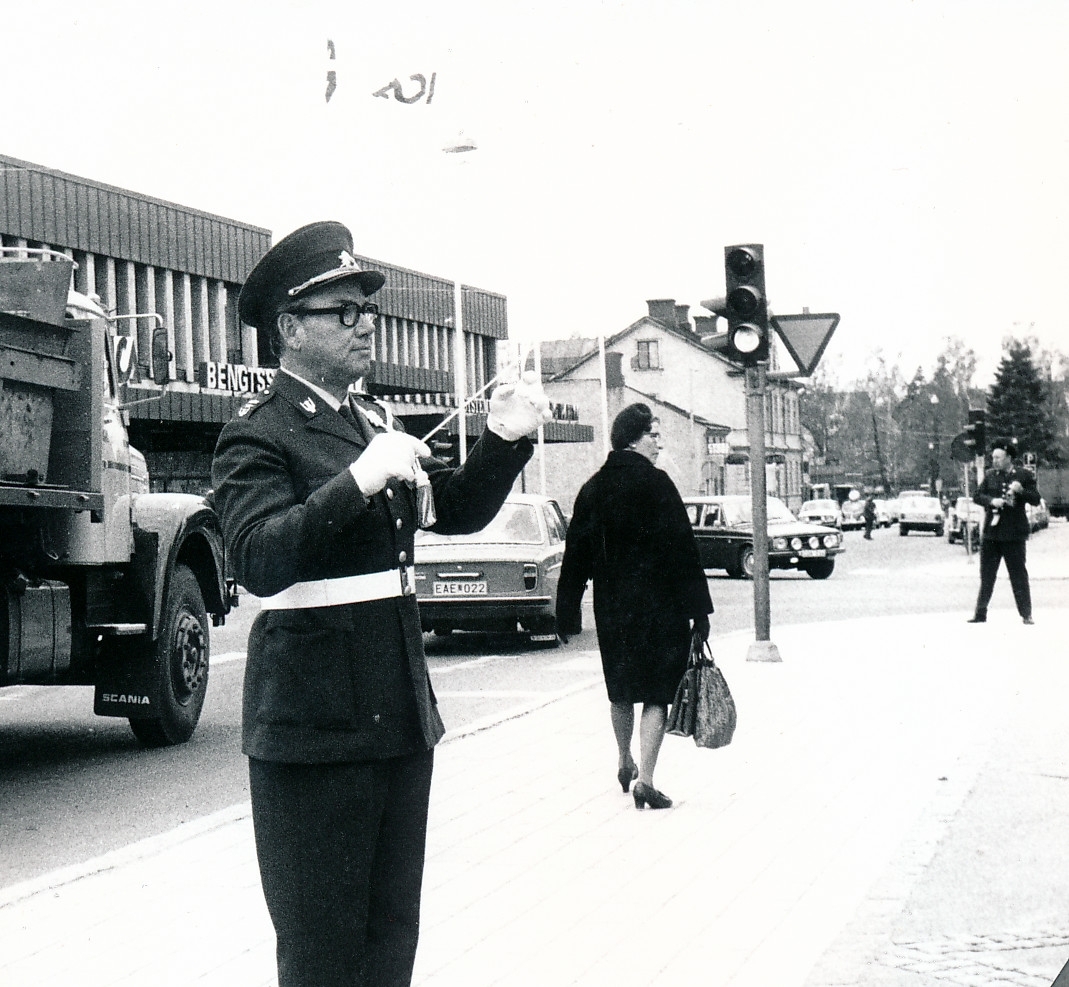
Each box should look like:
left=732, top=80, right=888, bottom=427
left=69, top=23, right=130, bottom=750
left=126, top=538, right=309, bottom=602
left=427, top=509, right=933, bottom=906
left=739, top=546, right=755, bottom=580
left=803, top=559, right=835, bottom=579
left=899, top=524, right=909, bottom=536
left=935, top=526, right=944, bottom=538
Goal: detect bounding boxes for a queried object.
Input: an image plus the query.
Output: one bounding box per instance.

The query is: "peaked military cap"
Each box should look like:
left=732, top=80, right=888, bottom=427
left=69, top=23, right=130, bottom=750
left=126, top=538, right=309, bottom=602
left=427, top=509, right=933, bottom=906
left=238, top=221, right=386, bottom=331
left=989, top=436, right=1018, bottom=457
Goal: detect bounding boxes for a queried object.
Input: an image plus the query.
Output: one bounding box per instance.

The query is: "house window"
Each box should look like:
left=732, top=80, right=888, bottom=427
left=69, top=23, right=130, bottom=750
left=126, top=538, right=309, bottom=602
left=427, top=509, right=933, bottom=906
left=635, top=340, right=660, bottom=370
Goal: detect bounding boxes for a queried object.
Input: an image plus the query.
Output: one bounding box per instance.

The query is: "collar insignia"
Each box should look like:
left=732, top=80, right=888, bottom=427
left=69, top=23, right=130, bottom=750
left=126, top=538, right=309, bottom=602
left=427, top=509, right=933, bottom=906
left=300, top=397, right=316, bottom=415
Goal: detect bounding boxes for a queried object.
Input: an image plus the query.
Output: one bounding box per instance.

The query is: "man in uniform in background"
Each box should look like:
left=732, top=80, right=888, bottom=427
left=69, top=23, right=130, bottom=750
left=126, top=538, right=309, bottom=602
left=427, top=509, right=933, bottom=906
left=968, top=436, right=1040, bottom=625
left=211, top=221, right=550, bottom=987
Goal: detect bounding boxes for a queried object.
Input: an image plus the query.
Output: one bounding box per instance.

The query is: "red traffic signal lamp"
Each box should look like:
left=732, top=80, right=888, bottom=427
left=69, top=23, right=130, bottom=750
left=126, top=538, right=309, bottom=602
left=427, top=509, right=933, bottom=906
left=964, top=408, right=986, bottom=455
left=700, top=244, right=769, bottom=366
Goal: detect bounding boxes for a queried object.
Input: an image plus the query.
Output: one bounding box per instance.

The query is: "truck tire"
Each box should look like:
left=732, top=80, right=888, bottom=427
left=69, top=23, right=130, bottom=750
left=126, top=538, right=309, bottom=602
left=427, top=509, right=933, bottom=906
left=129, top=564, right=209, bottom=747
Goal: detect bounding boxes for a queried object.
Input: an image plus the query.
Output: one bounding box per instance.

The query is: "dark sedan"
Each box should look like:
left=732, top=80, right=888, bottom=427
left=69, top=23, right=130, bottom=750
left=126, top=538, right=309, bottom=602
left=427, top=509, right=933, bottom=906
left=413, top=494, right=566, bottom=644
left=683, top=495, right=845, bottom=579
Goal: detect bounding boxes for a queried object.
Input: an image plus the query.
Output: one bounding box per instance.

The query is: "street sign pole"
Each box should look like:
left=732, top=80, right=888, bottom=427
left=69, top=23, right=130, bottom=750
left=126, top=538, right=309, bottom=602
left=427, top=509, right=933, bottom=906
left=746, top=363, right=781, bottom=662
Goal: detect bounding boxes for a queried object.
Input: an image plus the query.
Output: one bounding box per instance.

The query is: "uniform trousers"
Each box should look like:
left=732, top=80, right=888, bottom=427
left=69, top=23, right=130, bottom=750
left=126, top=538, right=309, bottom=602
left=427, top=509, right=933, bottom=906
left=249, top=748, right=435, bottom=987
left=975, top=539, right=1032, bottom=618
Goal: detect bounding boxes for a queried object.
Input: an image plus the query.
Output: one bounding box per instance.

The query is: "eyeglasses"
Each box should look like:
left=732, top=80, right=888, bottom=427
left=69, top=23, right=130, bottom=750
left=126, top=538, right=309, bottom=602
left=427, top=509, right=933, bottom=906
left=294, top=302, right=379, bottom=327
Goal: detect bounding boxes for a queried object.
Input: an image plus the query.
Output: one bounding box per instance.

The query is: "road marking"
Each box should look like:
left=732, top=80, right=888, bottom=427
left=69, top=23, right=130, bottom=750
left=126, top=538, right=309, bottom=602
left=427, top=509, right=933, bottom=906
left=211, top=651, right=246, bottom=665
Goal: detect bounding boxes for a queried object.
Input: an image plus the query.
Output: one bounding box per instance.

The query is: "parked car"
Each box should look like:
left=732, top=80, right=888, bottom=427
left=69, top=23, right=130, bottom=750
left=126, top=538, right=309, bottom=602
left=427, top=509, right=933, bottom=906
left=947, top=496, right=983, bottom=544
left=1027, top=497, right=1050, bottom=532
left=684, top=495, right=844, bottom=579
left=798, top=498, right=843, bottom=529
left=872, top=499, right=894, bottom=527
left=413, top=494, right=567, bottom=644
left=840, top=498, right=867, bottom=531
left=898, top=496, right=945, bottom=537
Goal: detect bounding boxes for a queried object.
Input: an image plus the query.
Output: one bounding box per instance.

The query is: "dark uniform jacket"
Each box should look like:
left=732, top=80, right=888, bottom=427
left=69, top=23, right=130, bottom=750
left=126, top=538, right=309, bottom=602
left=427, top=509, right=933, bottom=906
left=211, top=371, right=532, bottom=763
left=973, top=464, right=1040, bottom=543
left=556, top=450, right=713, bottom=705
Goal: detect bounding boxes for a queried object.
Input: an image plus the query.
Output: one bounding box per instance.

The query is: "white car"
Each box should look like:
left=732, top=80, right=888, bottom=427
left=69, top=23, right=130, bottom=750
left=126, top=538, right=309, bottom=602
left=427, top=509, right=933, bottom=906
left=898, top=496, right=945, bottom=537
left=798, top=499, right=843, bottom=529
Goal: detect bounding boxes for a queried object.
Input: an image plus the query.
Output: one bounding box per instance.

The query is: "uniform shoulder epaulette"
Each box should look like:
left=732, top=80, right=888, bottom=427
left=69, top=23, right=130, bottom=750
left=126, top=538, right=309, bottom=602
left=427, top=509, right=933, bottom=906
left=237, top=390, right=275, bottom=418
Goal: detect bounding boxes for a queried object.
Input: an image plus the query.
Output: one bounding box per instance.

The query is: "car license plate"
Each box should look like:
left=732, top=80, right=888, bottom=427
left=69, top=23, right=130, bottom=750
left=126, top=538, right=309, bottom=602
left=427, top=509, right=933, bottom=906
left=798, top=549, right=826, bottom=558
left=433, top=581, right=488, bottom=596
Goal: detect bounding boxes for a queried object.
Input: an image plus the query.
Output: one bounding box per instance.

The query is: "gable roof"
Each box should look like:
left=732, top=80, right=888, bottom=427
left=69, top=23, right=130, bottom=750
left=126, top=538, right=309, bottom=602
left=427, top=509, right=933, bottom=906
left=542, top=315, right=741, bottom=382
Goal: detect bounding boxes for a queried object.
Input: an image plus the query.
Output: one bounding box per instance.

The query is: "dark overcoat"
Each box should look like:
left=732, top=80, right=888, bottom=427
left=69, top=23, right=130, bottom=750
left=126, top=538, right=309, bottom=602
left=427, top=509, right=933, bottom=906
left=973, top=464, right=1040, bottom=543
left=556, top=450, right=713, bottom=705
left=211, top=371, right=532, bottom=763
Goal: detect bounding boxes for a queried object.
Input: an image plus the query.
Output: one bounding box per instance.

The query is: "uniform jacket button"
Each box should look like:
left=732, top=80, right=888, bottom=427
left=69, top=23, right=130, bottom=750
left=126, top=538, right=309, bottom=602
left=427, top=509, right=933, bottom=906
left=386, top=487, right=394, bottom=499
left=398, top=551, right=407, bottom=564
left=373, top=714, right=381, bottom=723
left=395, top=517, right=403, bottom=529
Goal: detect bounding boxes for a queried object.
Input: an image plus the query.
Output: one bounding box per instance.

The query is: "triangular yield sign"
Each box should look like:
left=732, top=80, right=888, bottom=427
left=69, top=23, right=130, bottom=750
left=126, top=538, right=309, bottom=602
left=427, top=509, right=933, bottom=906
left=770, top=313, right=840, bottom=376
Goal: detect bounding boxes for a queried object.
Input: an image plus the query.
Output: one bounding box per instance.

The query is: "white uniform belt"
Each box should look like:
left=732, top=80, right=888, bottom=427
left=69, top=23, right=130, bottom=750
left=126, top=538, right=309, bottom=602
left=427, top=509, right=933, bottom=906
left=259, top=567, right=416, bottom=610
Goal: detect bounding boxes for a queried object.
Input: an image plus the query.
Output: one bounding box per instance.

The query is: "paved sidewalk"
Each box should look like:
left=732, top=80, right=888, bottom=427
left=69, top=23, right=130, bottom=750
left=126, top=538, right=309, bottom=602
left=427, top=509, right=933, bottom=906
left=1, top=608, right=1067, bottom=986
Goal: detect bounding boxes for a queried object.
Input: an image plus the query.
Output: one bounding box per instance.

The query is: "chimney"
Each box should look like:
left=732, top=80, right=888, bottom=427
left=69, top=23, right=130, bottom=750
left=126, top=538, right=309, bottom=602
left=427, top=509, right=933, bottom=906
left=693, top=315, right=718, bottom=337
left=646, top=299, right=677, bottom=325
left=604, top=351, right=624, bottom=388
left=674, top=304, right=690, bottom=330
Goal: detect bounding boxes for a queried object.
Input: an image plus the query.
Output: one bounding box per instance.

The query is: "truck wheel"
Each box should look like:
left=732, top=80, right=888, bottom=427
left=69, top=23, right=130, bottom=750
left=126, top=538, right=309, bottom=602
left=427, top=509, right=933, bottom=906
left=129, top=564, right=209, bottom=748
left=739, top=546, right=755, bottom=580
left=803, top=559, right=835, bottom=579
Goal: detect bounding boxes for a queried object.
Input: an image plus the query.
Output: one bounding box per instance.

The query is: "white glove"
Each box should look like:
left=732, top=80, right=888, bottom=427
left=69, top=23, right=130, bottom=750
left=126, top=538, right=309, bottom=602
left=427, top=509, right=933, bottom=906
left=349, top=432, right=431, bottom=498
left=487, top=370, right=553, bottom=441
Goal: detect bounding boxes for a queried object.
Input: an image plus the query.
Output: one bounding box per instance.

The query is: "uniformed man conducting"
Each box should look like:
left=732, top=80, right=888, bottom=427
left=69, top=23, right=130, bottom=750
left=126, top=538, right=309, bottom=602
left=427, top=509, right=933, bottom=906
left=211, top=221, right=550, bottom=987
left=968, top=436, right=1041, bottom=625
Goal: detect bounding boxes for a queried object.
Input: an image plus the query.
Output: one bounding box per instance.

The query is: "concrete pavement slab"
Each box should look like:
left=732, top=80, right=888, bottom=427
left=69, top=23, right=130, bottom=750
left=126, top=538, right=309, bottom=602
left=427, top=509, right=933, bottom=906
left=0, top=609, right=1066, bottom=986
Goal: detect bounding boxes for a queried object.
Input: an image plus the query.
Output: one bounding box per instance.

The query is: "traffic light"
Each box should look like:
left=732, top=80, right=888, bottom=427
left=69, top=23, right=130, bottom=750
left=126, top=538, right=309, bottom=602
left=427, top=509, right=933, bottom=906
left=700, top=244, right=769, bottom=366
left=964, top=408, right=986, bottom=455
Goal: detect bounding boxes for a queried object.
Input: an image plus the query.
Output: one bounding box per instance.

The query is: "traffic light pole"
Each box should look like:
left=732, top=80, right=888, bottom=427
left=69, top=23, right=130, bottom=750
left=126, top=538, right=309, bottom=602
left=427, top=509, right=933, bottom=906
left=746, top=363, right=781, bottom=662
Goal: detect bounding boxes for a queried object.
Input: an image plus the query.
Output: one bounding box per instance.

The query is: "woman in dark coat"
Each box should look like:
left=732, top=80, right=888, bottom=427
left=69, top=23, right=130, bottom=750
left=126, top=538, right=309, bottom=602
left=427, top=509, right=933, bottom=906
left=557, top=404, right=713, bottom=809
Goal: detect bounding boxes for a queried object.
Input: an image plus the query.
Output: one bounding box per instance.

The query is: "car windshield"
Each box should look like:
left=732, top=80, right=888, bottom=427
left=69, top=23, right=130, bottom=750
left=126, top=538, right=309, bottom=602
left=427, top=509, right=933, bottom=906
left=415, top=502, right=543, bottom=545
left=721, top=498, right=796, bottom=525
left=801, top=500, right=837, bottom=512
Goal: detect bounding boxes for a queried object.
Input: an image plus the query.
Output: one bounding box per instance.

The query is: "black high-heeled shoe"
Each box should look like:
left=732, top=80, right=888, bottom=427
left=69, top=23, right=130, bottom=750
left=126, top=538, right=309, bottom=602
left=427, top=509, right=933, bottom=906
left=617, top=764, right=639, bottom=793
left=633, top=781, right=672, bottom=810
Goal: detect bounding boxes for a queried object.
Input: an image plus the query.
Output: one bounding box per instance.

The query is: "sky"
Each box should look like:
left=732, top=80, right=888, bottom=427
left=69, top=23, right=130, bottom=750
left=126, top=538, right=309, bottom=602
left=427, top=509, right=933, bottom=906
left=4, top=0, right=1068, bottom=388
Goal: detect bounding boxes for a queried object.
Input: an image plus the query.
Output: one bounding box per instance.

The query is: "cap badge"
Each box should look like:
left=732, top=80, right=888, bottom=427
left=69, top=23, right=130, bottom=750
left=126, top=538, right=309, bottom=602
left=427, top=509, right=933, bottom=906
left=338, top=250, right=360, bottom=270
left=300, top=397, right=316, bottom=415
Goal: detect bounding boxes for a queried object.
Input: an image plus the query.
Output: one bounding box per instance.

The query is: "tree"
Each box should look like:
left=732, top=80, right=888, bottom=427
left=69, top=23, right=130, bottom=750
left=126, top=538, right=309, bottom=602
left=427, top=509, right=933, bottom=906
left=986, top=340, right=1061, bottom=465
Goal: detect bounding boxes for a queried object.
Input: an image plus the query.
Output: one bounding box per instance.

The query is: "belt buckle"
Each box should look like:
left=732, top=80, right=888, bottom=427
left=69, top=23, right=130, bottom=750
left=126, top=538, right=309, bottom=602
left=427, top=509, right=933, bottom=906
left=400, top=567, right=414, bottom=596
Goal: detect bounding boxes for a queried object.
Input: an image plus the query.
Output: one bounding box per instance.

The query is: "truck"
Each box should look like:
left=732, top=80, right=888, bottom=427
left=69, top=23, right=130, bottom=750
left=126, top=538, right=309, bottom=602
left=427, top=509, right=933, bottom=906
left=1035, top=465, right=1069, bottom=519
left=0, top=249, right=234, bottom=746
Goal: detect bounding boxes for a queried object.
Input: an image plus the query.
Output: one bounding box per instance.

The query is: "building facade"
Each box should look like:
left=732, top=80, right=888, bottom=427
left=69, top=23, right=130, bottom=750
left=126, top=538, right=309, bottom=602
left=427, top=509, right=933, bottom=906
left=535, top=300, right=805, bottom=516
left=1, top=153, right=589, bottom=492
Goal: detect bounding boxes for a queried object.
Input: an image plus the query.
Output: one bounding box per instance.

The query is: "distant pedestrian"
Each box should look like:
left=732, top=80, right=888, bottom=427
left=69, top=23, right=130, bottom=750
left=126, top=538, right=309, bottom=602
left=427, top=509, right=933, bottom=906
left=968, top=437, right=1040, bottom=625
left=862, top=496, right=877, bottom=539
left=556, top=403, right=713, bottom=810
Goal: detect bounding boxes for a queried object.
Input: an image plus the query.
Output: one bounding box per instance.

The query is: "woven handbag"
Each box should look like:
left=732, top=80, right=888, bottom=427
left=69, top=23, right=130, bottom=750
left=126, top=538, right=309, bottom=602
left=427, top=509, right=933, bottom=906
left=668, top=634, right=737, bottom=749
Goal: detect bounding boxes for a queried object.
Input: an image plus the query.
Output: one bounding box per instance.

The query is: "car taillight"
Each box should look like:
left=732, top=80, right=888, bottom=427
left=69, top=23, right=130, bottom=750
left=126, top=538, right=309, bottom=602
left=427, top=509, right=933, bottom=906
left=523, top=564, right=537, bottom=590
